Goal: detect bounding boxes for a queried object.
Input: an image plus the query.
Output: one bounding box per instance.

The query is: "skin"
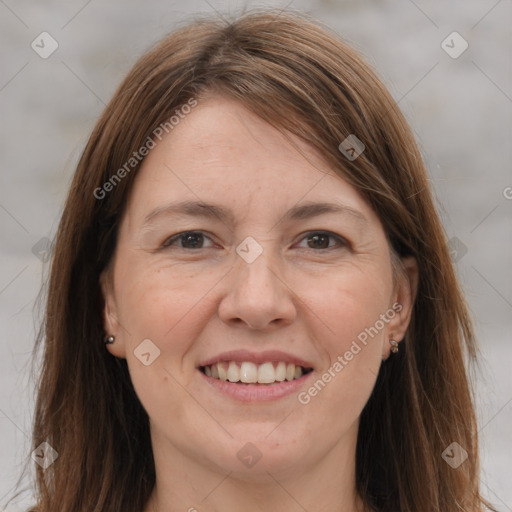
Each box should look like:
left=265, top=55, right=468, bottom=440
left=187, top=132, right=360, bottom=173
left=101, top=95, right=418, bottom=512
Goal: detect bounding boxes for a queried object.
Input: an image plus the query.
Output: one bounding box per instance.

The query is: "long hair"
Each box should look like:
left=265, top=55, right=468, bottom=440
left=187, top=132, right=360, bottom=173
left=24, top=9, right=492, bottom=512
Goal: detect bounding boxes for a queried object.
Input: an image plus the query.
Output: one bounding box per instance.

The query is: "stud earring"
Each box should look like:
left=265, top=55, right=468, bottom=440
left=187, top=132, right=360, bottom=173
left=104, top=335, right=115, bottom=345
left=390, top=339, right=399, bottom=353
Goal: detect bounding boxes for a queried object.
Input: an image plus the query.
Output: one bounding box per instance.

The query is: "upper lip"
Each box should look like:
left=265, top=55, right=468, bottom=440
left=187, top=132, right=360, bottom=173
left=198, top=349, right=314, bottom=369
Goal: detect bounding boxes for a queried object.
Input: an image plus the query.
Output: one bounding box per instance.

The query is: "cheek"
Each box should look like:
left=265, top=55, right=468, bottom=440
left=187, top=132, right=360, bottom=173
left=309, top=267, right=391, bottom=354
left=115, top=264, right=223, bottom=410
left=116, top=262, right=218, bottom=342
left=296, top=269, right=389, bottom=414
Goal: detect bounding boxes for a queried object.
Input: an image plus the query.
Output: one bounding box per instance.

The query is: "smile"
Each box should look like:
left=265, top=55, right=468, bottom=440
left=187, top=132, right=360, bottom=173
left=200, top=361, right=314, bottom=385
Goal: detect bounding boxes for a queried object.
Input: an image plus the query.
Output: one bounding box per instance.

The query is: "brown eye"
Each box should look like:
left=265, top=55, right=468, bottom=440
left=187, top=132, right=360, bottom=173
left=297, top=231, right=347, bottom=250
left=163, top=231, right=213, bottom=249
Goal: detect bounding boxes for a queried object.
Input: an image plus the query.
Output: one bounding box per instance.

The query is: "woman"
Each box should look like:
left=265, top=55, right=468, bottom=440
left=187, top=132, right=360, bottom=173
left=25, top=9, right=494, bottom=512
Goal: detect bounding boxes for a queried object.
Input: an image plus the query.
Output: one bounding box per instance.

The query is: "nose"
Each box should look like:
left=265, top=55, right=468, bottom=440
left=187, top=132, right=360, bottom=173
left=217, top=249, right=297, bottom=331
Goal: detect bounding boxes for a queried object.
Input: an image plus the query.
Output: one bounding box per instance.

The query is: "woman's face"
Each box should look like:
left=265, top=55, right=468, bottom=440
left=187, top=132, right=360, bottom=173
left=101, top=95, right=417, bottom=481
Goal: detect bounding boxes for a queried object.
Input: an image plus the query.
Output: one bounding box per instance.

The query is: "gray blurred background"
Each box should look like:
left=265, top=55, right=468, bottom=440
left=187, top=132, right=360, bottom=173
left=1, top=0, right=511, bottom=510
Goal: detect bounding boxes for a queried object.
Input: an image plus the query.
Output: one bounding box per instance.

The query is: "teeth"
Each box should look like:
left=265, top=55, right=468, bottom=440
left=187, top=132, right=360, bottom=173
left=258, top=362, right=276, bottom=384
left=286, top=363, right=295, bottom=381
left=240, top=362, right=258, bottom=383
left=202, top=361, right=309, bottom=384
left=227, top=361, right=239, bottom=382
left=218, top=362, right=228, bottom=381
left=275, top=361, right=286, bottom=382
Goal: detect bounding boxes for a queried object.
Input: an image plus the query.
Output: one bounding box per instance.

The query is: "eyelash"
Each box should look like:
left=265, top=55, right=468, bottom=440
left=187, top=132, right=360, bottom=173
left=161, top=230, right=348, bottom=251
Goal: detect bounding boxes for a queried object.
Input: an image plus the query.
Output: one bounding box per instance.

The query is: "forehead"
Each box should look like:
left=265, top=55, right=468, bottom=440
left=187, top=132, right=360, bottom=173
left=122, top=95, right=380, bottom=230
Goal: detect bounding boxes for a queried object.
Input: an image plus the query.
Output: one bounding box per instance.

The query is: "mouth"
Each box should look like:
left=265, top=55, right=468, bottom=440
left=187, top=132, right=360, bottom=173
left=197, top=350, right=315, bottom=401
left=199, top=361, right=314, bottom=385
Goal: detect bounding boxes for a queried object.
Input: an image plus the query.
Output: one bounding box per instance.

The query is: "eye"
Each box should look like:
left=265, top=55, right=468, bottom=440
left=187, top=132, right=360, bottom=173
left=161, top=230, right=347, bottom=251
left=295, top=231, right=348, bottom=250
left=162, top=231, right=215, bottom=249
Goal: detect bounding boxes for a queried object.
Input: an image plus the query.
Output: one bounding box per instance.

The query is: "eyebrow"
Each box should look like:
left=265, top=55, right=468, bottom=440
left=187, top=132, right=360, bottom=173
left=141, top=199, right=369, bottom=229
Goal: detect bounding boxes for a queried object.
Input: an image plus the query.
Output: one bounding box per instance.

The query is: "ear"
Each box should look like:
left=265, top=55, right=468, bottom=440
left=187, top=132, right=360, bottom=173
left=383, top=255, right=418, bottom=359
left=99, top=269, right=127, bottom=359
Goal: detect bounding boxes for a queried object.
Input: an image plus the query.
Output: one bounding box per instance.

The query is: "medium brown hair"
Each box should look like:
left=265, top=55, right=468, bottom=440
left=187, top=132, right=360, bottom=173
left=21, top=8, right=493, bottom=512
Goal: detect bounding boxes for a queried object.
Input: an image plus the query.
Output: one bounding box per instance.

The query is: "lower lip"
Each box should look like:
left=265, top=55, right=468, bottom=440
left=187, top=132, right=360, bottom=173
left=199, top=370, right=313, bottom=402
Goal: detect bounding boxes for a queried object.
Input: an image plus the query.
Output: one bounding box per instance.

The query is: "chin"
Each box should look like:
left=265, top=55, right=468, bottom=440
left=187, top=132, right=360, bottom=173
left=198, top=428, right=317, bottom=480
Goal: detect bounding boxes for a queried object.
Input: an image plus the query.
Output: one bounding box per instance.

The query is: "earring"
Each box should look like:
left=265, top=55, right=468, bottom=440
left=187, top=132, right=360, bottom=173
left=390, top=339, right=399, bottom=353
left=104, top=335, right=115, bottom=345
